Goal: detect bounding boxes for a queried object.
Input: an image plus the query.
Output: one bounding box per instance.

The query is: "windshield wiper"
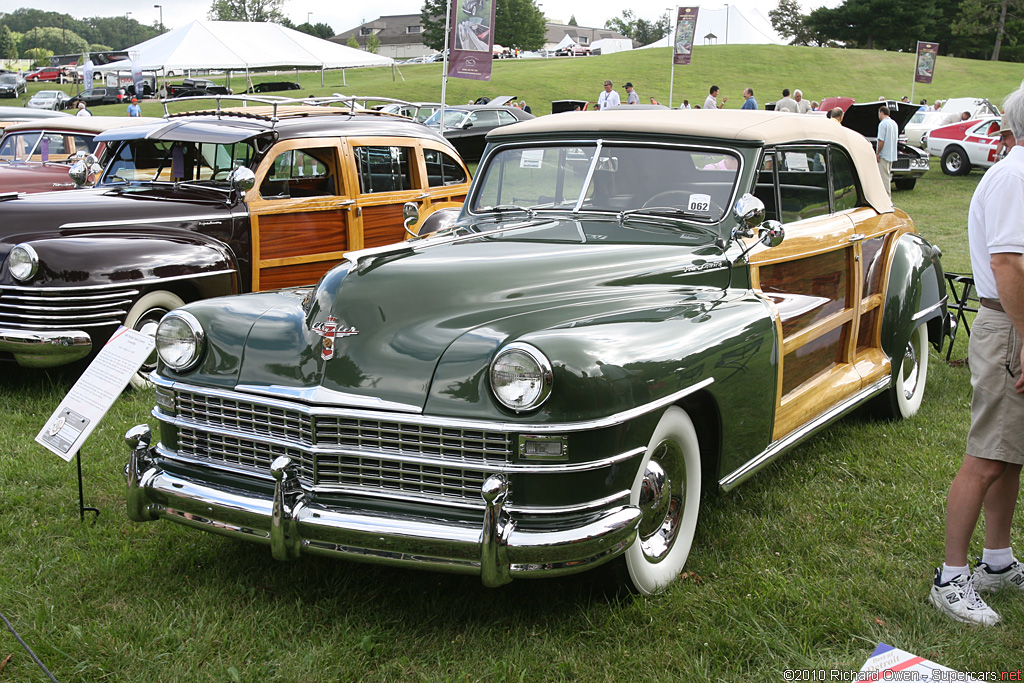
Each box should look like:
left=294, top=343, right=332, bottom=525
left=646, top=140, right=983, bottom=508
left=618, top=207, right=714, bottom=223
left=476, top=204, right=535, bottom=218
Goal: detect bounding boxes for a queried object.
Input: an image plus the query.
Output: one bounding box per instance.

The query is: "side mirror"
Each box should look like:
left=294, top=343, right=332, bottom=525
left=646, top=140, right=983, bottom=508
left=462, top=121, right=473, bottom=129
left=68, top=154, right=101, bottom=188
left=227, top=167, right=256, bottom=192
left=403, top=202, right=420, bottom=238
left=758, top=220, right=785, bottom=248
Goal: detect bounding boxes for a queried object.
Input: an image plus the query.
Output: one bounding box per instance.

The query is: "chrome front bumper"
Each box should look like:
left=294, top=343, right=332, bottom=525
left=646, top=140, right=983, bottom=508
left=124, top=425, right=642, bottom=587
left=0, top=327, right=92, bottom=367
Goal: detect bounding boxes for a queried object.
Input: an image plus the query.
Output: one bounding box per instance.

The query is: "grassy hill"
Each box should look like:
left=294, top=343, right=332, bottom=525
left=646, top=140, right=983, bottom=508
left=95, top=43, right=1024, bottom=118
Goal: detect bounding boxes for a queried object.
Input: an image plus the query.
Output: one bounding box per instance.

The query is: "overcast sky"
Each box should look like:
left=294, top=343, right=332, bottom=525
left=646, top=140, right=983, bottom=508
left=1, top=0, right=837, bottom=40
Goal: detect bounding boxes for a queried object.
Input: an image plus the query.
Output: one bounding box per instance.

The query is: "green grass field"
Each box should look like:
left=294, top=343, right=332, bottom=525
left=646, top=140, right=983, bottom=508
left=2, top=45, right=1023, bottom=682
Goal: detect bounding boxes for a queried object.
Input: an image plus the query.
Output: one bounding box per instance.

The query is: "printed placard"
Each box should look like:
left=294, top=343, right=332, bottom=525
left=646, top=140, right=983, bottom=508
left=688, top=193, right=712, bottom=212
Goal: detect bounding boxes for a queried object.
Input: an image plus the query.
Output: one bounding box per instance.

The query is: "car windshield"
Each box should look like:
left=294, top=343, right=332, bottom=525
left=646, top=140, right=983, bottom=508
left=470, top=143, right=740, bottom=223
left=424, top=109, right=468, bottom=128
left=0, top=131, right=98, bottom=162
left=0, top=75, right=17, bottom=84
left=35, top=91, right=59, bottom=98
left=102, top=139, right=257, bottom=185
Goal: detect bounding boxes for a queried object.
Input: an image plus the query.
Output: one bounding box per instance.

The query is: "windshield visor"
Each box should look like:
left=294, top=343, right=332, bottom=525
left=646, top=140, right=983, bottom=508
left=470, top=143, right=740, bottom=222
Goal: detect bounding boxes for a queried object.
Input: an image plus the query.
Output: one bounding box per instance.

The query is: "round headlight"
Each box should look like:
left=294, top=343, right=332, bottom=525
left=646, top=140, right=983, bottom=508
left=489, top=342, right=553, bottom=412
left=8, top=244, right=39, bottom=282
left=155, top=311, right=205, bottom=371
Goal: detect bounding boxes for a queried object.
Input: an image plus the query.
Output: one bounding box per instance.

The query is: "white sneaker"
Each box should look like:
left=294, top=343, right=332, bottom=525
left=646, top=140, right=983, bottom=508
left=929, top=569, right=1001, bottom=626
left=973, top=560, right=1024, bottom=593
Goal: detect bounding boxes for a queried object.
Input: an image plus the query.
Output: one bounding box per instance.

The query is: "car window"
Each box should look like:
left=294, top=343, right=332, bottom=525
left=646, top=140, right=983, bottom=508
left=496, top=110, right=518, bottom=125
left=104, top=139, right=256, bottom=183
left=424, top=148, right=467, bottom=187
left=354, top=146, right=413, bottom=193
left=0, top=133, right=40, bottom=161
left=259, top=148, right=337, bottom=199
left=469, top=111, right=500, bottom=127
left=775, top=147, right=830, bottom=222
left=830, top=146, right=860, bottom=212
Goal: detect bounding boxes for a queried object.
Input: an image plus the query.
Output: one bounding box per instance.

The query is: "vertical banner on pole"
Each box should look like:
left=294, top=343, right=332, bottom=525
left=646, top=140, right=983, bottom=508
left=447, top=0, right=496, bottom=81
left=673, top=7, right=699, bottom=65
left=914, top=41, right=938, bottom=84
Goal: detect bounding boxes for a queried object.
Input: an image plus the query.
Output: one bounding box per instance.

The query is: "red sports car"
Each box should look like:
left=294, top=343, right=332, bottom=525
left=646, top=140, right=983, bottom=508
left=924, top=116, right=1005, bottom=175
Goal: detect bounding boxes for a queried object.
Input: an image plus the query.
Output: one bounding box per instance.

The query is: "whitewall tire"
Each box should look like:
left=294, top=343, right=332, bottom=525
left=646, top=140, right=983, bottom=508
left=124, top=290, right=184, bottom=389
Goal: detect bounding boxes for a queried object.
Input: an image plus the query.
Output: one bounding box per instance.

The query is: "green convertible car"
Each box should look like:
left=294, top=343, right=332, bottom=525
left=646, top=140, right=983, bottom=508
left=123, top=110, right=950, bottom=594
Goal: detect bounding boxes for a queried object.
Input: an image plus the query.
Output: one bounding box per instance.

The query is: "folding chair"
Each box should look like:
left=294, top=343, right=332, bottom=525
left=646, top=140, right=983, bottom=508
left=944, top=272, right=978, bottom=362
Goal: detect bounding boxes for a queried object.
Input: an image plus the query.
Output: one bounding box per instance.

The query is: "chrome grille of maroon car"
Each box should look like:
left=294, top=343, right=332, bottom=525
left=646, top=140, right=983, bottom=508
left=0, top=284, right=138, bottom=329
left=171, top=388, right=513, bottom=502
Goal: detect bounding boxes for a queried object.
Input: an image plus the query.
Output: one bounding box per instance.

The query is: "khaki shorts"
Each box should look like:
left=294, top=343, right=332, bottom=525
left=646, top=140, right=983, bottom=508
left=966, top=306, right=1024, bottom=464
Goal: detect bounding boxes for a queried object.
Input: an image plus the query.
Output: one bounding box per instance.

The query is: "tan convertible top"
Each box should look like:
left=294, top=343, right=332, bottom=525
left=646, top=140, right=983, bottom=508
left=488, top=109, right=893, bottom=213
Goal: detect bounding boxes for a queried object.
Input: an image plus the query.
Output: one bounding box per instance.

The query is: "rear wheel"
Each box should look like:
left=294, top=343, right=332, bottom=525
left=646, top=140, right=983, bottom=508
left=874, top=323, right=929, bottom=419
left=941, top=146, right=971, bottom=176
left=124, top=290, right=184, bottom=389
left=619, top=406, right=702, bottom=595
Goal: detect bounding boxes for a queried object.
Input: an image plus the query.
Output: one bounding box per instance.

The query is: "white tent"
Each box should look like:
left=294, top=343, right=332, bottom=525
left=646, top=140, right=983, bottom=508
left=93, top=20, right=393, bottom=74
left=553, top=34, right=578, bottom=52
left=591, top=39, right=633, bottom=55
left=639, top=5, right=783, bottom=48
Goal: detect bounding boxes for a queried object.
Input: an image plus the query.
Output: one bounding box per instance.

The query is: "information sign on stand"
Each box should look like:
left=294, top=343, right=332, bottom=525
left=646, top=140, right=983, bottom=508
left=36, top=327, right=156, bottom=520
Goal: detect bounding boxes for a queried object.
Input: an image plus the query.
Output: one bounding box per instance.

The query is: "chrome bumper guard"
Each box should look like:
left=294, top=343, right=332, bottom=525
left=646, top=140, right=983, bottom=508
left=125, top=425, right=641, bottom=587
left=0, top=327, right=92, bottom=367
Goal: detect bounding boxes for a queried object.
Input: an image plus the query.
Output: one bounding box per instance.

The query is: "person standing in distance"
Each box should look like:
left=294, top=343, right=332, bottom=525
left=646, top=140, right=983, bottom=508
left=775, top=88, right=798, bottom=113
left=929, top=87, right=1024, bottom=626
left=875, top=105, right=898, bottom=198
left=597, top=80, right=620, bottom=110
left=624, top=82, right=639, bottom=105
left=793, top=89, right=812, bottom=114
left=704, top=85, right=726, bottom=109
left=741, top=87, right=758, bottom=110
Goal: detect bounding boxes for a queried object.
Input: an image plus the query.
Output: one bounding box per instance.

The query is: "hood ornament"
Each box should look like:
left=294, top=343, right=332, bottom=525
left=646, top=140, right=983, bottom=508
left=311, top=315, right=359, bottom=360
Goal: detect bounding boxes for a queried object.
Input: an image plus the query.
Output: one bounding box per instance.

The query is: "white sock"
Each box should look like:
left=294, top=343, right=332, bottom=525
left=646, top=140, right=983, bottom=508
left=981, top=547, right=1015, bottom=572
left=941, top=563, right=969, bottom=584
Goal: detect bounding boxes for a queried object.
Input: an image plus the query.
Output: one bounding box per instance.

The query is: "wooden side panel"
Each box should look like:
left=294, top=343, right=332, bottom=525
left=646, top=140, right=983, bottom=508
left=760, top=248, right=849, bottom=339
left=258, top=210, right=347, bottom=260
left=258, top=260, right=340, bottom=291
left=362, top=204, right=405, bottom=249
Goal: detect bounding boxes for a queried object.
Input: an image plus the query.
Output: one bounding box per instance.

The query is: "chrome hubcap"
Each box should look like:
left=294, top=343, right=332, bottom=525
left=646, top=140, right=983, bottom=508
left=901, top=338, right=919, bottom=400
left=637, top=439, right=686, bottom=563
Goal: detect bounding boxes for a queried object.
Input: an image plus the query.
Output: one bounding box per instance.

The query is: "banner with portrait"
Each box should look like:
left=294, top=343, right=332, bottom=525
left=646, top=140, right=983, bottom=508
left=914, top=41, right=938, bottom=84
left=447, top=0, right=497, bottom=81
left=673, top=7, right=699, bottom=66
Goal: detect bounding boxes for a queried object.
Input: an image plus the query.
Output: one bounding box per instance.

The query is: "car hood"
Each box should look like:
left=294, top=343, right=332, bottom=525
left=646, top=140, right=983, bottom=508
left=211, top=217, right=732, bottom=411
left=842, top=101, right=921, bottom=136
left=0, top=186, right=237, bottom=249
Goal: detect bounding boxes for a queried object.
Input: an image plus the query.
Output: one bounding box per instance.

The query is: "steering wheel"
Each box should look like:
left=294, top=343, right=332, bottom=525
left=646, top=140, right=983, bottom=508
left=642, top=190, right=693, bottom=209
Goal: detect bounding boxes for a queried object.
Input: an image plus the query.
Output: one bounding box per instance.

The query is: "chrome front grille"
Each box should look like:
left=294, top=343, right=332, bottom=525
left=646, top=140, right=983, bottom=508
left=0, top=284, right=139, bottom=330
left=170, top=388, right=513, bottom=503
left=892, top=158, right=911, bottom=171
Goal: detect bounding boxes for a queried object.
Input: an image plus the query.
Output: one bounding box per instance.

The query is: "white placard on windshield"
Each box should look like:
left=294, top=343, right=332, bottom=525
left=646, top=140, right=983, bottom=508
left=36, top=327, right=156, bottom=461
left=520, top=150, right=544, bottom=169
left=688, top=194, right=712, bottom=212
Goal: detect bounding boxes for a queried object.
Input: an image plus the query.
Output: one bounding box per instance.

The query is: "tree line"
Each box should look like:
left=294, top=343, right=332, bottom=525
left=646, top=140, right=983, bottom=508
left=770, top=0, right=1024, bottom=62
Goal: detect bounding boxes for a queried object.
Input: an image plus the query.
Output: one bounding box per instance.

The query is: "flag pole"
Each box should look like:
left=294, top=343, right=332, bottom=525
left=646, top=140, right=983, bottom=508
left=440, top=0, right=452, bottom=131
left=668, top=6, right=677, bottom=108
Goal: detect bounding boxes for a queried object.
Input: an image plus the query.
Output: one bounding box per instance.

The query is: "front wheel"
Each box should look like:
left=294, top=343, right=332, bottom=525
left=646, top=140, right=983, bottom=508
left=874, top=323, right=929, bottom=419
left=124, top=290, right=185, bottom=389
left=620, top=406, right=702, bottom=595
left=941, top=146, right=971, bottom=176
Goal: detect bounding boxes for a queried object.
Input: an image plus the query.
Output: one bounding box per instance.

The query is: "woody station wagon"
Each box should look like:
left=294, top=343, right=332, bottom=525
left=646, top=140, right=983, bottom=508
left=0, top=97, right=469, bottom=385
left=124, top=110, right=949, bottom=593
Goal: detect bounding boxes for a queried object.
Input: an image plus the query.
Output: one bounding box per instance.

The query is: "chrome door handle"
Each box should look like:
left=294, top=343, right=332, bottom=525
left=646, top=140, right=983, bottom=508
left=849, top=233, right=866, bottom=242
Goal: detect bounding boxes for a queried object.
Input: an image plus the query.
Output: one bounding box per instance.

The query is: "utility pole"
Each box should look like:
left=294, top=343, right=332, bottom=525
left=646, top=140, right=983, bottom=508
left=154, top=5, right=163, bottom=32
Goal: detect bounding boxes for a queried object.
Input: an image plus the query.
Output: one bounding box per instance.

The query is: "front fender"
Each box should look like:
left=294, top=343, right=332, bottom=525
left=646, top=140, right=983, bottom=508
left=5, top=234, right=239, bottom=297
left=880, top=233, right=947, bottom=361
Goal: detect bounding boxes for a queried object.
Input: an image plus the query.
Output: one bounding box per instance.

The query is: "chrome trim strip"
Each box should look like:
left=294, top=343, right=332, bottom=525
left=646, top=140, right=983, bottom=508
left=912, top=295, right=948, bottom=322
left=235, top=384, right=421, bottom=413
left=154, top=375, right=714, bottom=434
left=718, top=377, right=891, bottom=492
left=59, top=214, right=231, bottom=230
left=508, top=489, right=630, bottom=515
left=0, top=269, right=236, bottom=294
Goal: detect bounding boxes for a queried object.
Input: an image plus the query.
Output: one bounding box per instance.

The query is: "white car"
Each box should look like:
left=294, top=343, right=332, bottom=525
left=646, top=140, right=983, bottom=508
left=905, top=97, right=999, bottom=148
left=924, top=116, right=1004, bottom=175
left=26, top=90, right=71, bottom=111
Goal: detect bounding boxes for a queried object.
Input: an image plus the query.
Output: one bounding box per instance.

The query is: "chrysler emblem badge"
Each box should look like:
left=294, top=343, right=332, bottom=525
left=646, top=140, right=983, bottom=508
left=312, top=316, right=359, bottom=360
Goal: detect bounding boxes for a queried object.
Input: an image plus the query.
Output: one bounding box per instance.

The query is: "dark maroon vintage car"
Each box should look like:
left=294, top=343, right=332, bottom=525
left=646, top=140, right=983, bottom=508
left=0, top=98, right=470, bottom=385
left=0, top=116, right=158, bottom=193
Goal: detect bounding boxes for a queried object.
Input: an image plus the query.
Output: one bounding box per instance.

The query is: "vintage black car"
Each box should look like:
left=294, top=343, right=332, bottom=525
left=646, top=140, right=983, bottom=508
left=166, top=78, right=232, bottom=99
left=124, top=110, right=949, bottom=594
left=424, top=97, right=534, bottom=161
left=0, top=97, right=470, bottom=385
